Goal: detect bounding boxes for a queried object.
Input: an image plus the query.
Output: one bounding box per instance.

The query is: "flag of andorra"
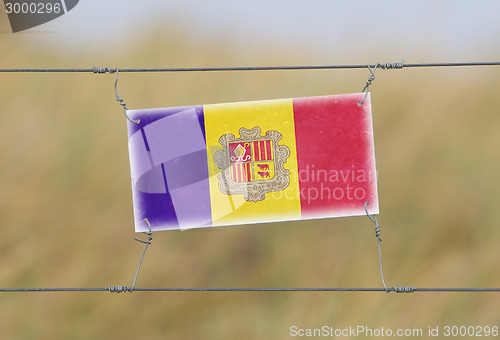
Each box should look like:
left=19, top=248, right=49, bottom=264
left=126, top=93, right=379, bottom=232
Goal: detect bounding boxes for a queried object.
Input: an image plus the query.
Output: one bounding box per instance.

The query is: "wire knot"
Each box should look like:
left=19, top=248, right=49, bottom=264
left=134, top=219, right=153, bottom=245
left=108, top=286, right=129, bottom=293
left=391, top=286, right=415, bottom=293
left=92, top=66, right=116, bottom=74
left=358, top=64, right=378, bottom=106
left=364, top=201, right=382, bottom=242
left=365, top=73, right=375, bottom=87
left=380, top=61, right=404, bottom=70
left=374, top=224, right=382, bottom=241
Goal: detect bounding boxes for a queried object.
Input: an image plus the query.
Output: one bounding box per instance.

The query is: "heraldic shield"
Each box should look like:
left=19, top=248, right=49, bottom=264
left=213, top=127, right=291, bottom=202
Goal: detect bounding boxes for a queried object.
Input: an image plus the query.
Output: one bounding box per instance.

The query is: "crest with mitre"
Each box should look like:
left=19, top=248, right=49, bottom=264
left=213, top=127, right=291, bottom=202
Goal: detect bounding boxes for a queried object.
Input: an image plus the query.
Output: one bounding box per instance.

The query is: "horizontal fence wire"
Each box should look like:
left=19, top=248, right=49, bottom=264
left=0, top=62, right=500, bottom=73
left=1, top=287, right=500, bottom=293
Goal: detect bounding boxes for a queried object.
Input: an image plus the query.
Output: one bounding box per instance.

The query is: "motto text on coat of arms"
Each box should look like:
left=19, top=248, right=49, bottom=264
left=213, top=127, right=291, bottom=202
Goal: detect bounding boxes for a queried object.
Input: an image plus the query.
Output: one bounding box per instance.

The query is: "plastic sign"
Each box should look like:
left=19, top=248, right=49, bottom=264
left=126, top=93, right=379, bottom=232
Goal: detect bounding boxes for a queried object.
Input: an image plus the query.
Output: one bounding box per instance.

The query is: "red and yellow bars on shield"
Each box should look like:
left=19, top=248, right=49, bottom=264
left=253, top=140, right=273, bottom=161
left=231, top=163, right=252, bottom=183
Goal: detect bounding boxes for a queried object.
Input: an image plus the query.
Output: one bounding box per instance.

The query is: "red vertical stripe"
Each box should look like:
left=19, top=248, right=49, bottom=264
left=293, top=94, right=378, bottom=218
left=265, top=140, right=272, bottom=160
left=246, top=163, right=251, bottom=182
left=253, top=141, right=260, bottom=161
left=260, top=141, right=265, bottom=160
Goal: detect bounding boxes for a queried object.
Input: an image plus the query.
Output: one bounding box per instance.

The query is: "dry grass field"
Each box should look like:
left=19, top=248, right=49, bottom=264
left=1, top=18, right=500, bottom=340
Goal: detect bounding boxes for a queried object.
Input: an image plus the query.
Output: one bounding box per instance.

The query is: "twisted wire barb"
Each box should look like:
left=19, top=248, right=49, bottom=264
left=108, top=286, right=128, bottom=293
left=379, top=61, right=405, bottom=69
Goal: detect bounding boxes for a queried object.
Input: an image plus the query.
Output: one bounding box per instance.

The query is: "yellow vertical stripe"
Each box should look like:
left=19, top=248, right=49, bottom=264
left=204, top=98, right=301, bottom=226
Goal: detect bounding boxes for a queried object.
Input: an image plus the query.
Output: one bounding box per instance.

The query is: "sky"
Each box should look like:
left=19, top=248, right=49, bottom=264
left=2, top=0, right=500, bottom=62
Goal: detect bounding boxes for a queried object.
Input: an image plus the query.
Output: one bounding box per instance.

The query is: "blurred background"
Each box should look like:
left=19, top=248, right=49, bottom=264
left=0, top=1, right=499, bottom=339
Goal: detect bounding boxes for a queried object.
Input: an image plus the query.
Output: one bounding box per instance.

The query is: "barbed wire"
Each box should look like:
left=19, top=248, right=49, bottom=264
left=0, top=61, right=499, bottom=73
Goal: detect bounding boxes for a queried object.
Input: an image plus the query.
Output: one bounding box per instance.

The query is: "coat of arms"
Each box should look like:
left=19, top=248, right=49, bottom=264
left=213, top=127, right=291, bottom=202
